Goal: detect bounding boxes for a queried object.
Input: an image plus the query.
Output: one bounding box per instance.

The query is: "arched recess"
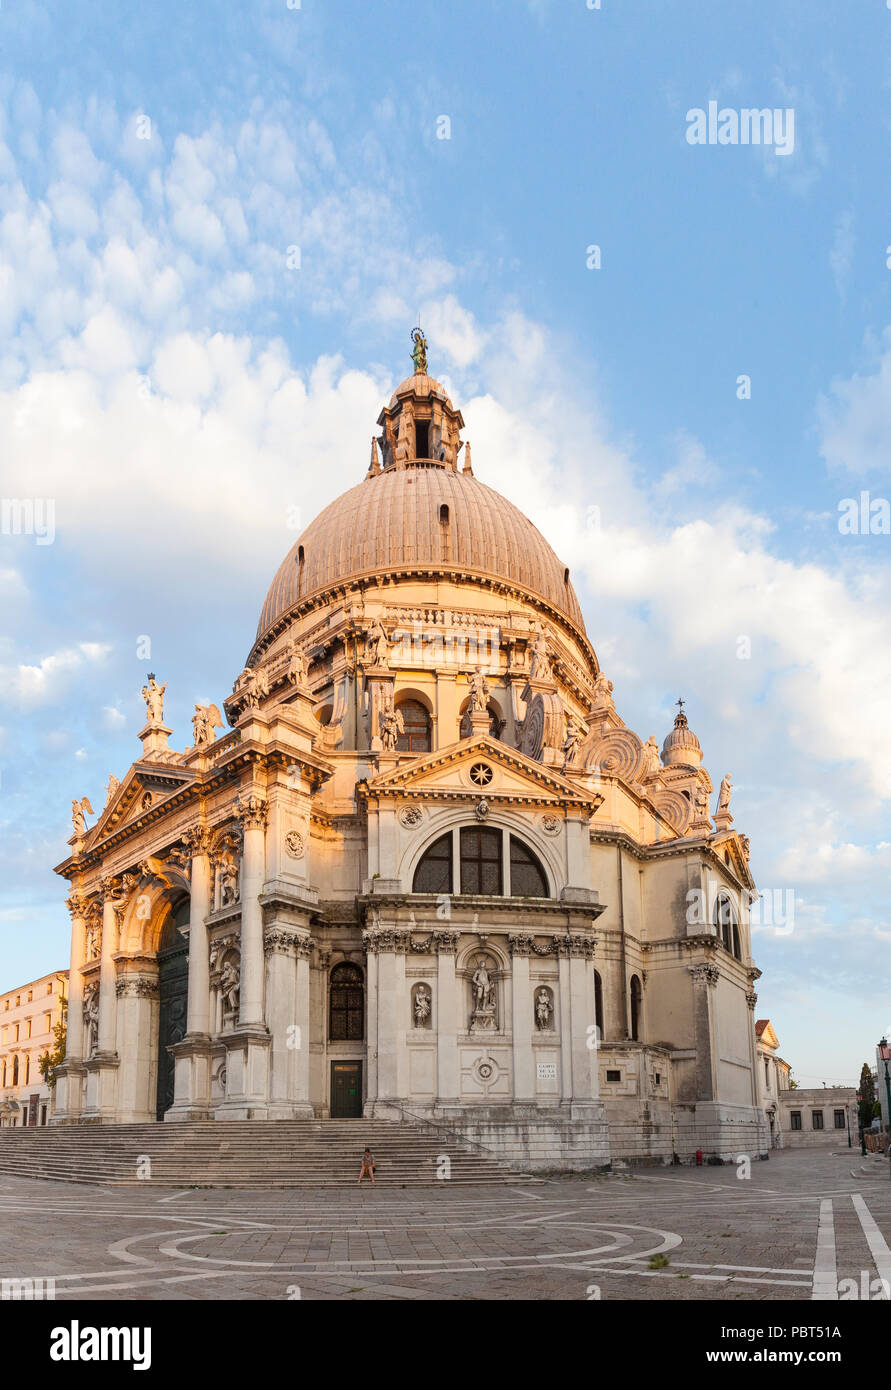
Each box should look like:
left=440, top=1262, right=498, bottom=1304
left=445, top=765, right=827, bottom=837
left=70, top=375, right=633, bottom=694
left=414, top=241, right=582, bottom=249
left=593, top=969, right=604, bottom=1041
left=629, top=974, right=642, bottom=1042
left=395, top=697, right=432, bottom=753
left=713, top=891, right=739, bottom=957
left=155, top=896, right=190, bottom=1121
left=328, top=962, right=365, bottom=1041
left=459, top=696, right=504, bottom=740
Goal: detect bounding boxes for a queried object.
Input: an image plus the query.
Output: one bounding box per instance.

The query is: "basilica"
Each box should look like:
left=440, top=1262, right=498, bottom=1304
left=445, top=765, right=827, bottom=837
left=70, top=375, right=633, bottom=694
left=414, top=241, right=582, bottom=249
left=52, top=335, right=766, bottom=1168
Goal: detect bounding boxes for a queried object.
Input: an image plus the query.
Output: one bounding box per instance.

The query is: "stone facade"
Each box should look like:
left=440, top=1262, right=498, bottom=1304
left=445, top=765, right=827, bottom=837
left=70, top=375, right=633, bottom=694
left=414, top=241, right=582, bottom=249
left=51, top=342, right=767, bottom=1167
left=777, top=1087, right=857, bottom=1148
left=755, top=1018, right=792, bottom=1149
left=0, top=971, right=68, bottom=1127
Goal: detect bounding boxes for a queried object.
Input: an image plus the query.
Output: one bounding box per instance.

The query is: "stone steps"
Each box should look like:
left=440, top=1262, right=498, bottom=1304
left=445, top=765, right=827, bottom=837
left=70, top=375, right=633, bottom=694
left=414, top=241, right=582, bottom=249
left=0, top=1121, right=516, bottom=1186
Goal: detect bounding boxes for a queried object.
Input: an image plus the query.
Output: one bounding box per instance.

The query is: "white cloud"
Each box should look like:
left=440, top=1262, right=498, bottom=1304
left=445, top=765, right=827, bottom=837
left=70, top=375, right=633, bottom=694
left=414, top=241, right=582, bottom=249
left=0, top=642, right=111, bottom=705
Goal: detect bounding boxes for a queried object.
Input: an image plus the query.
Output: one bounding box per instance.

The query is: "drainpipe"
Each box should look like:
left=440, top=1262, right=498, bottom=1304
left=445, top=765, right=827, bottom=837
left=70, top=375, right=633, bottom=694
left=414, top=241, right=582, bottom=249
left=616, top=844, right=628, bottom=1037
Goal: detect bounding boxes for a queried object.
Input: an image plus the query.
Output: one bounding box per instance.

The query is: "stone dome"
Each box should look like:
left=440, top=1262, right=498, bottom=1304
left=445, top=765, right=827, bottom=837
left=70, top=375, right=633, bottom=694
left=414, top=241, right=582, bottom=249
left=389, top=372, right=452, bottom=407
left=256, top=464, right=586, bottom=644
left=661, top=706, right=703, bottom=768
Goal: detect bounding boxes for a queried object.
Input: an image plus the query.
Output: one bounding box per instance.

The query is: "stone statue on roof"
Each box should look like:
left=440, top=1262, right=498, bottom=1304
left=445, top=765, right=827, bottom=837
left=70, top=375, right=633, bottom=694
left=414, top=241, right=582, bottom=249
left=411, top=326, right=428, bottom=374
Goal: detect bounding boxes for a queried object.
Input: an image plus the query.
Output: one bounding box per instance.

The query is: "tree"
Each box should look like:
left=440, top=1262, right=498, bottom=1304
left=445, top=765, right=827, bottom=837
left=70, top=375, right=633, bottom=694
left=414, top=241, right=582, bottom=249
left=858, top=1062, right=876, bottom=1130
left=38, top=997, right=67, bottom=1089
left=788, top=1078, right=798, bottom=1089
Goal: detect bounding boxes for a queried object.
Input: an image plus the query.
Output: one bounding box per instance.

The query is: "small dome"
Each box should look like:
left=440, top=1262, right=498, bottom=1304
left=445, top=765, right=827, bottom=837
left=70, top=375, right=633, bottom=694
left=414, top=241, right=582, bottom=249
left=662, top=706, right=703, bottom=767
left=389, top=372, right=452, bottom=408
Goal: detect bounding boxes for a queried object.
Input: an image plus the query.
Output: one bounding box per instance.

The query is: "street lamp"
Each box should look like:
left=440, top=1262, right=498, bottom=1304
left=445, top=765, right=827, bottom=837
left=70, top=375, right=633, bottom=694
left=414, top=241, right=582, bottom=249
left=879, top=1038, right=891, bottom=1177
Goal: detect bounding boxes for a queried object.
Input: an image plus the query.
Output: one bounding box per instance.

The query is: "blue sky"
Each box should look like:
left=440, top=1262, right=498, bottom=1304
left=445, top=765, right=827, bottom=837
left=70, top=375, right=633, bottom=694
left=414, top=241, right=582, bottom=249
left=1, top=0, right=889, bottom=1086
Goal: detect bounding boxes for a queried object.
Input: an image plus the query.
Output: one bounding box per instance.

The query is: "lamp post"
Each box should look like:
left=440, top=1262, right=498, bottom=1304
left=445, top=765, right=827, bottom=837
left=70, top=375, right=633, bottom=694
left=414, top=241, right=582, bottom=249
left=857, top=1090, right=866, bottom=1156
left=846, top=1102, right=852, bottom=1148
left=879, top=1038, right=891, bottom=1176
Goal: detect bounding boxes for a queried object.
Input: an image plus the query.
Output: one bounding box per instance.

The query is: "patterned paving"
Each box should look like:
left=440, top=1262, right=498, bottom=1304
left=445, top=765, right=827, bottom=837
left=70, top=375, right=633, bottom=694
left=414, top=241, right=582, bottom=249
left=1, top=1149, right=889, bottom=1301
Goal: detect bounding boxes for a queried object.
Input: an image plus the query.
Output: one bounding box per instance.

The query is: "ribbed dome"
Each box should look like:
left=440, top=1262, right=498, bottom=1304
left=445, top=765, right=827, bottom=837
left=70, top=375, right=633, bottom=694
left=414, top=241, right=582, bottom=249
left=256, top=465, right=585, bottom=642
left=661, top=708, right=703, bottom=767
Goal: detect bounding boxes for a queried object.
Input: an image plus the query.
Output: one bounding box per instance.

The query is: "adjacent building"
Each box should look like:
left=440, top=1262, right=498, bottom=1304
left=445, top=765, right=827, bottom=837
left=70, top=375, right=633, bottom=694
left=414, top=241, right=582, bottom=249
left=755, top=1018, right=791, bottom=1148
left=50, top=338, right=768, bottom=1167
left=0, top=971, right=68, bottom=1127
left=778, top=1087, right=857, bottom=1148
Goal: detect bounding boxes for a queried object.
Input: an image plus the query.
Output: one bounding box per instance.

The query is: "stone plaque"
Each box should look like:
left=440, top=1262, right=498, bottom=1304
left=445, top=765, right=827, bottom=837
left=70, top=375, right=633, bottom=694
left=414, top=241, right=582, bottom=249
left=536, top=1061, right=557, bottom=1081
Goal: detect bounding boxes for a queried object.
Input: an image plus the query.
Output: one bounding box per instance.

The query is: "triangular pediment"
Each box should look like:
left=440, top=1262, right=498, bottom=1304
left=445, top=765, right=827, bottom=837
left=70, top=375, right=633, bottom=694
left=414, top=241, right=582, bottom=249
left=91, top=763, right=195, bottom=842
left=365, top=736, right=602, bottom=810
left=756, top=1020, right=780, bottom=1050
left=712, top=830, right=756, bottom=890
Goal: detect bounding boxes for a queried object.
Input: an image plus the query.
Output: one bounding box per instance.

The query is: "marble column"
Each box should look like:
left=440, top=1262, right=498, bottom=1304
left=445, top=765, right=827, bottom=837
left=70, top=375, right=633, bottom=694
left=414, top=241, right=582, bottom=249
left=238, top=795, right=268, bottom=1027
left=557, top=942, right=573, bottom=1102
left=508, top=934, right=535, bottom=1101
left=263, top=926, right=313, bottom=1119
left=434, top=930, right=459, bottom=1104
left=51, top=893, right=89, bottom=1122
left=568, top=939, right=598, bottom=1100
left=96, top=878, right=120, bottom=1055
left=364, top=946, right=379, bottom=1109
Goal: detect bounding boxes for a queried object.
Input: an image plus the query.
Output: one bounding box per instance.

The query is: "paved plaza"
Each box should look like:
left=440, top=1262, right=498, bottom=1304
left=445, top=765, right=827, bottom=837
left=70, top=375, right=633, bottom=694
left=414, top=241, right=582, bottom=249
left=1, top=1148, right=889, bottom=1302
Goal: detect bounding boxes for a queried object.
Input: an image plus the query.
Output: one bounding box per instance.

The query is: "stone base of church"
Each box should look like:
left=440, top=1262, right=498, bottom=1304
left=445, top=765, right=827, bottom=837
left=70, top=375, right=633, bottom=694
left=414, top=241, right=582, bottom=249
left=375, top=1100, right=612, bottom=1172
left=605, top=1101, right=768, bottom=1165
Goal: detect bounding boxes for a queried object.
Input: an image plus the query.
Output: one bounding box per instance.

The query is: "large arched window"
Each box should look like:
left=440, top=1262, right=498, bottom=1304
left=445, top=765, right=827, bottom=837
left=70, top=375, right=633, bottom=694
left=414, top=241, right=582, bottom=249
left=329, top=963, right=364, bottom=1041
left=509, top=837, right=549, bottom=897
left=396, top=699, right=431, bottom=754
left=714, top=893, right=738, bottom=955
left=629, top=975, right=642, bottom=1042
left=460, top=827, right=503, bottom=894
left=412, top=828, right=551, bottom=898
left=412, top=832, right=453, bottom=894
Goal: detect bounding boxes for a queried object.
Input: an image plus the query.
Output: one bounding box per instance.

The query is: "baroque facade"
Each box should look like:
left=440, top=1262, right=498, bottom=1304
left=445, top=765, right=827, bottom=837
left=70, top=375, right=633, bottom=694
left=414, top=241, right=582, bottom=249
left=52, top=339, right=767, bottom=1166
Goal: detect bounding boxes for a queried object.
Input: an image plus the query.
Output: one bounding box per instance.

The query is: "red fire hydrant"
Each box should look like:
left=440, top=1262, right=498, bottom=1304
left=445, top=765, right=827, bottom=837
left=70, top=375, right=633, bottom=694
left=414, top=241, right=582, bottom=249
left=695, top=1149, right=703, bottom=1166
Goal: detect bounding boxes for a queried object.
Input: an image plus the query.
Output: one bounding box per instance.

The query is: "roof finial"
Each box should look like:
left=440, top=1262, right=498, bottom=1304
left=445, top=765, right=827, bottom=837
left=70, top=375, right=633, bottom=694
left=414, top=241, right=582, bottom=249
left=368, top=437, right=381, bottom=476
left=674, top=697, right=688, bottom=726
left=411, top=324, right=428, bottom=375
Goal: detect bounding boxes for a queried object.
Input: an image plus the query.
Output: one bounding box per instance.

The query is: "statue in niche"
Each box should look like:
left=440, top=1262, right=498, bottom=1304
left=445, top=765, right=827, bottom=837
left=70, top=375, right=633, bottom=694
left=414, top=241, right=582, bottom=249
left=718, top=773, right=732, bottom=812
left=535, top=988, right=553, bottom=1031
left=192, top=703, right=223, bottom=746
left=694, top=784, right=710, bottom=819
left=379, top=697, right=403, bottom=751
left=141, top=673, right=167, bottom=725
left=85, top=921, right=100, bottom=958
left=529, top=629, right=552, bottom=681
left=468, top=667, right=490, bottom=715
left=220, top=958, right=240, bottom=1018
left=285, top=640, right=307, bottom=686
left=71, top=796, right=93, bottom=836
left=366, top=618, right=390, bottom=669
left=413, top=985, right=431, bottom=1027
left=470, top=957, right=496, bottom=1028
left=83, top=985, right=99, bottom=1055
left=219, top=858, right=239, bottom=906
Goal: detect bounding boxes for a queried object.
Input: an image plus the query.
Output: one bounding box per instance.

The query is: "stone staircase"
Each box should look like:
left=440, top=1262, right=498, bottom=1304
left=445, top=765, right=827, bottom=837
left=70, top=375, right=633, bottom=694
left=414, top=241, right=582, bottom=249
left=0, top=1120, right=518, bottom=1188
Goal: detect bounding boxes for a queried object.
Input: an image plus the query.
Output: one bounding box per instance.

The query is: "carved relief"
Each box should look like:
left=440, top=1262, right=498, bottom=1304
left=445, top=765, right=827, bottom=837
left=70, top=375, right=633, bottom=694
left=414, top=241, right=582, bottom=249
left=284, top=830, right=306, bottom=859
left=115, top=977, right=159, bottom=999
left=398, top=805, right=423, bottom=829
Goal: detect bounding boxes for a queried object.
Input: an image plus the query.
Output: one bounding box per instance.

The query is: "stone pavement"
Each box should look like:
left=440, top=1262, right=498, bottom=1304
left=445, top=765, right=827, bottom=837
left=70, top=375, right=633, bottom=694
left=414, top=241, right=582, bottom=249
left=1, top=1148, right=889, bottom=1301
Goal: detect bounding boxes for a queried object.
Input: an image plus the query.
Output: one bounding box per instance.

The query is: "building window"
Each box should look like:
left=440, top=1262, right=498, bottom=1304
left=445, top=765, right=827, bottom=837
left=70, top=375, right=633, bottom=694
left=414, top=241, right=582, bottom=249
left=833, top=1110, right=846, bottom=1130
left=413, top=827, right=551, bottom=898
left=412, top=832, right=453, bottom=894
left=629, top=975, right=642, bottom=1042
left=606, top=1069, right=621, bottom=1083
left=24, top=1057, right=29, bottom=1084
left=460, top=827, right=503, bottom=895
left=713, top=893, right=738, bottom=954
left=12, top=1056, right=18, bottom=1085
left=593, top=970, right=604, bottom=1041
left=764, top=1059, right=770, bottom=1090
left=812, top=1111, right=824, bottom=1130
left=790, top=1110, right=802, bottom=1130
left=395, top=699, right=432, bottom=754
left=654, top=1073, right=661, bottom=1086
left=329, top=964, right=364, bottom=1042
left=46, top=982, right=53, bottom=995
left=508, top=836, right=549, bottom=898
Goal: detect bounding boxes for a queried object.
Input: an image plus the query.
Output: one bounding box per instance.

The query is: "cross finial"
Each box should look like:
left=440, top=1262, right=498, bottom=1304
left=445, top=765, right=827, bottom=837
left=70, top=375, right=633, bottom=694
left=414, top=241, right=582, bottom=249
left=676, top=697, right=685, bottom=713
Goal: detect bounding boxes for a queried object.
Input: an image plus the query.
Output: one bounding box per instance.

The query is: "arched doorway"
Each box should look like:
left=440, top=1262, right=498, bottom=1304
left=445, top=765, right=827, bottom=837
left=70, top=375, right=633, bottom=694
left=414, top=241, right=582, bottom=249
left=155, top=898, right=190, bottom=1120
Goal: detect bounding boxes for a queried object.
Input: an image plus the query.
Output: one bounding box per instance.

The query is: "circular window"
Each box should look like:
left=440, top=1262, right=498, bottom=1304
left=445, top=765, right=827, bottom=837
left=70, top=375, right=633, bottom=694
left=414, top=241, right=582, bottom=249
left=469, top=762, right=493, bottom=787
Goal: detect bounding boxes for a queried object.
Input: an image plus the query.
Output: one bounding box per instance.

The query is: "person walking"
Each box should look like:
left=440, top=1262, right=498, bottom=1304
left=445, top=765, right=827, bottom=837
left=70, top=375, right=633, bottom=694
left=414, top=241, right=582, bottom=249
left=357, top=1146, right=376, bottom=1185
